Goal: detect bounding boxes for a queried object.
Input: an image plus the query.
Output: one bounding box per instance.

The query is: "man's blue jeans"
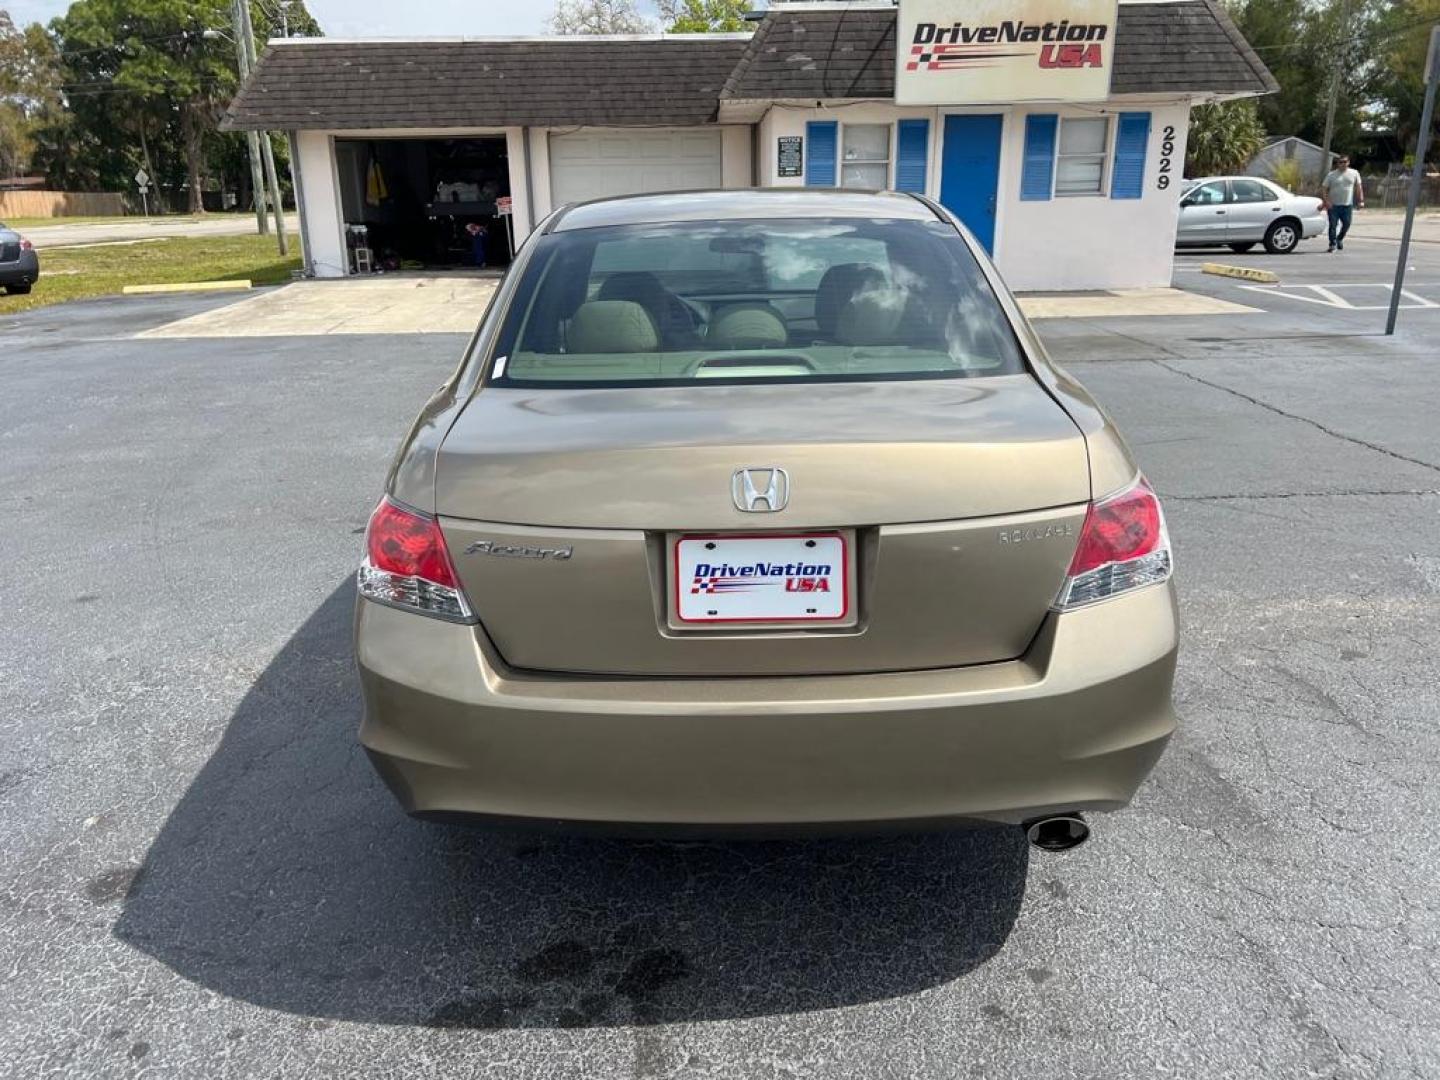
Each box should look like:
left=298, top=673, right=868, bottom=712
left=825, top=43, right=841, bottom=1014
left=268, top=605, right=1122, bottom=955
left=1328, top=204, right=1353, bottom=248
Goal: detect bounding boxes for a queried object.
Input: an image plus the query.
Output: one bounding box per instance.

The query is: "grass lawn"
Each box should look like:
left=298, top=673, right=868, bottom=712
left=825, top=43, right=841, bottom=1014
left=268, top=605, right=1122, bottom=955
left=0, top=234, right=301, bottom=314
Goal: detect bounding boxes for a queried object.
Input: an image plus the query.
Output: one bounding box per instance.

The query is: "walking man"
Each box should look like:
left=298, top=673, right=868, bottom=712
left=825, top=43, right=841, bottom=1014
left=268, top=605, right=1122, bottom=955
left=1321, top=154, right=1365, bottom=252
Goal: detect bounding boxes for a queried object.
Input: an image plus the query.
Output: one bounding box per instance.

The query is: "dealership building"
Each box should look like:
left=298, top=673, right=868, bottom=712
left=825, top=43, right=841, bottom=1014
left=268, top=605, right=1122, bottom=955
left=225, top=0, right=1276, bottom=292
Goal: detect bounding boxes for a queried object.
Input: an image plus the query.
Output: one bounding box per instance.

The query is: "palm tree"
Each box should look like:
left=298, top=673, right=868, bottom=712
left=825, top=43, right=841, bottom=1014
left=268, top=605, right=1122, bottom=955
left=1186, top=100, right=1267, bottom=176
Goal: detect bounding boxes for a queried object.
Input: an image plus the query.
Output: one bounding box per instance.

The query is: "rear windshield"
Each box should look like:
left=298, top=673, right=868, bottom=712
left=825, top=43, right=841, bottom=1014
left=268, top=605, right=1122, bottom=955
left=486, top=218, right=1027, bottom=388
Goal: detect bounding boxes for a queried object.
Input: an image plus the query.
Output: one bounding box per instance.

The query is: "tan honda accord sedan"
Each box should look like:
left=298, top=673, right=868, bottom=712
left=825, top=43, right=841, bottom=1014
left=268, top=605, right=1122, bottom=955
left=355, top=189, right=1177, bottom=850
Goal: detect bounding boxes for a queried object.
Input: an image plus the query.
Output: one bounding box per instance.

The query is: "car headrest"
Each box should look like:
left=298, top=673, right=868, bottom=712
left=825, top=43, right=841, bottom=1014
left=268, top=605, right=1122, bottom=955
left=835, top=282, right=906, bottom=346
left=566, top=301, right=660, bottom=354
left=706, top=303, right=789, bottom=350
left=815, top=263, right=888, bottom=338
left=598, top=271, right=669, bottom=312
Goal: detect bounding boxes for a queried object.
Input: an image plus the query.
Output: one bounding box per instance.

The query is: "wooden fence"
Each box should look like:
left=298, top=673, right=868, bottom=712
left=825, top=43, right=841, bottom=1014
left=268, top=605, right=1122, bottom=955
left=1364, top=175, right=1440, bottom=209
left=0, top=190, right=126, bottom=219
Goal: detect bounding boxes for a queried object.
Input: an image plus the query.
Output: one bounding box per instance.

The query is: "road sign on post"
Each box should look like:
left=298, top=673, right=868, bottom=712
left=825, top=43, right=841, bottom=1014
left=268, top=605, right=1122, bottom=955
left=1386, top=25, right=1440, bottom=336
left=497, top=197, right=515, bottom=257
left=135, top=168, right=151, bottom=217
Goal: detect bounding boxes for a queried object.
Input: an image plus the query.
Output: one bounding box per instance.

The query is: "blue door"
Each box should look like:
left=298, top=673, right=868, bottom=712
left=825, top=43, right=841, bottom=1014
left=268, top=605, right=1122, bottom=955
left=939, top=115, right=1004, bottom=253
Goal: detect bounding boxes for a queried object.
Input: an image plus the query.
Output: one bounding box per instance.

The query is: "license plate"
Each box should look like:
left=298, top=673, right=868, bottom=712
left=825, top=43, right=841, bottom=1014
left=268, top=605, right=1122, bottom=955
left=674, top=533, right=850, bottom=625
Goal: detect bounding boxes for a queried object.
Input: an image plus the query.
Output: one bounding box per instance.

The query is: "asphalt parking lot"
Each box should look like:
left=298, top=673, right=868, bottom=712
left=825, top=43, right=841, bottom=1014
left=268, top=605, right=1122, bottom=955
left=1175, top=218, right=1440, bottom=328
left=2, top=232, right=1438, bottom=1077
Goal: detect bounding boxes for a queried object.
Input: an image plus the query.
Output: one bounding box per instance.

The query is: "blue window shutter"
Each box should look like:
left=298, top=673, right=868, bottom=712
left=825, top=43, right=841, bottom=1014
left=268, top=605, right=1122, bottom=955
left=805, top=122, right=837, bottom=186
left=1020, top=114, right=1057, bottom=201
left=1111, top=112, right=1151, bottom=200
left=894, top=119, right=930, bottom=193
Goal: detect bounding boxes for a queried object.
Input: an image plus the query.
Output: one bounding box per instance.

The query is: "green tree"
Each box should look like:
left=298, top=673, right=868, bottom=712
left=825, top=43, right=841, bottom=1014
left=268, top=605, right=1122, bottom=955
left=49, top=0, right=237, bottom=210
left=34, top=1, right=317, bottom=206
left=1232, top=0, right=1390, bottom=166
left=659, top=0, right=752, bottom=32
left=252, top=0, right=322, bottom=39
left=1368, top=0, right=1440, bottom=162
left=0, top=9, right=62, bottom=176
left=1186, top=99, right=1267, bottom=175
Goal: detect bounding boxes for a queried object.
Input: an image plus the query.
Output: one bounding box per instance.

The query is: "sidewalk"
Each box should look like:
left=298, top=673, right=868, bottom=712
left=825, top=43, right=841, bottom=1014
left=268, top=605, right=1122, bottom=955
left=1344, top=207, right=1440, bottom=244
left=24, top=214, right=300, bottom=247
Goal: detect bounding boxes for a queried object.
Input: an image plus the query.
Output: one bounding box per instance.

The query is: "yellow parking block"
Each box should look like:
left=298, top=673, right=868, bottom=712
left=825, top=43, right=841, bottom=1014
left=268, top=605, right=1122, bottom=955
left=122, top=279, right=252, bottom=295
left=1201, top=263, right=1279, bottom=284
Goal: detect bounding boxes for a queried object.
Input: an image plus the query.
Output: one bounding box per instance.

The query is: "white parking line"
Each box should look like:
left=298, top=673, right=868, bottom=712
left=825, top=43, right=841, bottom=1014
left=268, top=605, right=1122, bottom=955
left=1237, top=283, right=1440, bottom=311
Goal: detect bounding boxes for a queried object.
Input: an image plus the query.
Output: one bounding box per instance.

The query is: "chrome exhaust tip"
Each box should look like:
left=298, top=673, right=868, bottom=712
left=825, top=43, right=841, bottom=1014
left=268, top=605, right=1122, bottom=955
left=1024, top=813, right=1090, bottom=852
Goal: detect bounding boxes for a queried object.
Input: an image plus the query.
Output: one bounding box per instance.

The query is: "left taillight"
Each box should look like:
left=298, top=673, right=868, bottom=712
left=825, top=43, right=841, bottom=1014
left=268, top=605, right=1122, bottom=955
left=1054, top=476, right=1173, bottom=610
left=357, top=496, right=474, bottom=622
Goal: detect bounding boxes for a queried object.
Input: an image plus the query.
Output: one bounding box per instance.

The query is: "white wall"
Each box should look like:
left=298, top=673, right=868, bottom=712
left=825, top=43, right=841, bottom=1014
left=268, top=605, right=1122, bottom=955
left=721, top=125, right=753, bottom=189
left=294, top=130, right=347, bottom=278
left=502, top=127, right=532, bottom=245
left=759, top=102, right=941, bottom=190
left=294, top=104, right=1189, bottom=290
left=994, top=102, right=1191, bottom=292
left=756, top=99, right=1192, bottom=292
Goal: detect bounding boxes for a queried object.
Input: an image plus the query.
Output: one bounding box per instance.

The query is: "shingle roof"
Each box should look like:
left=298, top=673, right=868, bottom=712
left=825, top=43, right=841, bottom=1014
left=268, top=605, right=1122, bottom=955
left=722, top=0, right=1278, bottom=101
left=1109, top=0, right=1279, bottom=96
left=224, top=2, right=1276, bottom=132
left=223, top=36, right=751, bottom=131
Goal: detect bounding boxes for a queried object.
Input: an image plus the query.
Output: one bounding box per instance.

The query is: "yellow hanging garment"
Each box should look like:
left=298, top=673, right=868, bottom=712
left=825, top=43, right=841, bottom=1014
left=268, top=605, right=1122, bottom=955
left=365, top=157, right=389, bottom=205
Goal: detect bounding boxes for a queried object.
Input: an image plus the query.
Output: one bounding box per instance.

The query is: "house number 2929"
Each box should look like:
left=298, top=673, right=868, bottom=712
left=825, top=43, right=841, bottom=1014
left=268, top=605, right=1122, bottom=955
left=1157, top=125, right=1176, bottom=190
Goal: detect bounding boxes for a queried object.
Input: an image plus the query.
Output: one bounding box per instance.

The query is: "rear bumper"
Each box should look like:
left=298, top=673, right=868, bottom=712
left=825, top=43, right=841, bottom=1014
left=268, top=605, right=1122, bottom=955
left=0, top=251, right=39, bottom=285
left=355, top=583, right=1178, bottom=829
left=1301, top=212, right=1327, bottom=239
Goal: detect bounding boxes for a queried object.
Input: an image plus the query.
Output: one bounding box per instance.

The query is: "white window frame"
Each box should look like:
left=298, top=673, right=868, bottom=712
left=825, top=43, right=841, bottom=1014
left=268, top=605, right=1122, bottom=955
left=1054, top=115, right=1113, bottom=198
left=839, top=122, right=893, bottom=190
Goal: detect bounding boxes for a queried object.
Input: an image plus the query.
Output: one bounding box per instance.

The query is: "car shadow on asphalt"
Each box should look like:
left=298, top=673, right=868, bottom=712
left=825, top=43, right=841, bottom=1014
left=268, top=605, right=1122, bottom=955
left=114, top=582, right=1029, bottom=1029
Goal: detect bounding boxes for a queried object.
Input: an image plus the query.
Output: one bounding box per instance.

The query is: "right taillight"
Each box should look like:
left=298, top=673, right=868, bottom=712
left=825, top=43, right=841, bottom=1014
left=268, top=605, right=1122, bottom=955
left=1054, top=476, right=1173, bottom=610
left=357, top=496, right=474, bottom=622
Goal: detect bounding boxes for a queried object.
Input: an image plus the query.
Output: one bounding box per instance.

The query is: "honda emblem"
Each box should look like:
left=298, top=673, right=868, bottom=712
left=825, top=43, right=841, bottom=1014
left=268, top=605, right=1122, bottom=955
left=732, top=468, right=790, bottom=513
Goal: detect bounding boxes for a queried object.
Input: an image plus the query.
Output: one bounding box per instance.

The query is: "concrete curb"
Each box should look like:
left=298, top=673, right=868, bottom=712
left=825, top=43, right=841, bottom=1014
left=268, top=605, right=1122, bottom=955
left=122, top=280, right=252, bottom=295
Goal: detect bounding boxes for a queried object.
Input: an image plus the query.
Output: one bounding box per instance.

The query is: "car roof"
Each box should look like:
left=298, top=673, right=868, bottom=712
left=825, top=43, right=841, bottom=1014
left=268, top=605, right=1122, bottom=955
left=551, top=188, right=938, bottom=232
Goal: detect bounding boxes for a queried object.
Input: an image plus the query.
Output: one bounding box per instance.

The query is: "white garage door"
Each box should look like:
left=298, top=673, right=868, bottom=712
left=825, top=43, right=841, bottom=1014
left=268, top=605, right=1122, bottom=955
left=550, top=129, right=723, bottom=205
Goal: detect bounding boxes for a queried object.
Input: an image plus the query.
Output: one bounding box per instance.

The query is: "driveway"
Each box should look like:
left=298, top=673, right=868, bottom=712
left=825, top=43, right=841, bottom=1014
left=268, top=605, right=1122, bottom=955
left=1, top=276, right=1438, bottom=1077
left=140, top=275, right=498, bottom=338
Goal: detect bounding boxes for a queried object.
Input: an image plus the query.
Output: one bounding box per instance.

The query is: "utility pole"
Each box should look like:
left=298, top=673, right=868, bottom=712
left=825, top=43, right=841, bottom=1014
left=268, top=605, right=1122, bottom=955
left=1319, top=0, right=1353, bottom=186
left=236, top=0, right=289, bottom=255
left=229, top=0, right=269, bottom=235
left=1385, top=26, right=1440, bottom=336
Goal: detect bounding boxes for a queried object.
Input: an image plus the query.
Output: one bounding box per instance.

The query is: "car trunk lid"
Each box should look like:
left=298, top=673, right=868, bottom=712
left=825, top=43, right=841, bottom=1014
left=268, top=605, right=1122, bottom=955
left=435, top=377, right=1091, bottom=675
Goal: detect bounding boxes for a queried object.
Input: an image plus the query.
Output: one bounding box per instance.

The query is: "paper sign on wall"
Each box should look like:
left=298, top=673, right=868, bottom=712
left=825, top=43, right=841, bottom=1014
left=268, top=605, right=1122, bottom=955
left=777, top=136, right=804, bottom=178
left=895, top=0, right=1118, bottom=105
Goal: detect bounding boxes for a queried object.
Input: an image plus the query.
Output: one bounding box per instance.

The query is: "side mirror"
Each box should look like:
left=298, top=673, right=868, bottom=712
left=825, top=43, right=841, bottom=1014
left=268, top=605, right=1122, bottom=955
left=1179, top=198, right=1194, bottom=208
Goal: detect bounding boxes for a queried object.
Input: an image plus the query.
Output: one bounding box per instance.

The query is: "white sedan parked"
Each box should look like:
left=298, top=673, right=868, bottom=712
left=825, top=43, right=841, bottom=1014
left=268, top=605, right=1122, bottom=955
left=1176, top=176, right=1327, bottom=255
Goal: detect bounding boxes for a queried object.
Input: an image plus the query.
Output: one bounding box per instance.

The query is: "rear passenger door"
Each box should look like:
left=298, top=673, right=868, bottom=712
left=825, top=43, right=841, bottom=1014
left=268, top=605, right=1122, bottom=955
left=1227, top=178, right=1284, bottom=242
